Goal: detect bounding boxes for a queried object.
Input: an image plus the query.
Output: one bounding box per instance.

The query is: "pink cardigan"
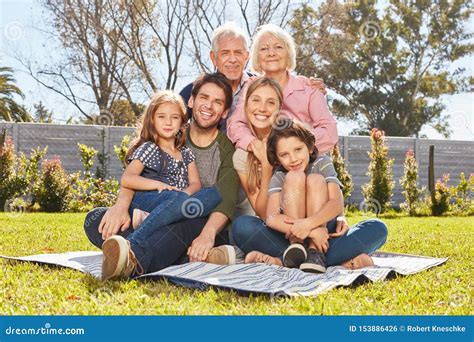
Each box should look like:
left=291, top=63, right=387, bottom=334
left=226, top=74, right=338, bottom=154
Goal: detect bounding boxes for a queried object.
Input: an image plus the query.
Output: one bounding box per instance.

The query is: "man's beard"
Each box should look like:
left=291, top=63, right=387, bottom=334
left=192, top=112, right=221, bottom=130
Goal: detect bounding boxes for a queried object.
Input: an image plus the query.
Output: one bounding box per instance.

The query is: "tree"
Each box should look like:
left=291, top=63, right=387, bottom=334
left=291, top=0, right=473, bottom=137
left=330, top=145, right=353, bottom=200
left=362, top=128, right=394, bottom=214
left=400, top=150, right=422, bottom=215
left=0, top=67, right=31, bottom=122
left=33, top=101, right=53, bottom=123
left=184, top=0, right=292, bottom=72
left=22, top=0, right=142, bottom=120
left=83, top=99, right=145, bottom=127
left=20, top=0, right=294, bottom=121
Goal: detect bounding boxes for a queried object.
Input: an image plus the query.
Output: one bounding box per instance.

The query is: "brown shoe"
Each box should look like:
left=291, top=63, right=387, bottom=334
left=341, top=253, right=374, bottom=270
left=205, top=245, right=236, bottom=265
left=101, top=235, right=143, bottom=280
left=244, top=251, right=282, bottom=266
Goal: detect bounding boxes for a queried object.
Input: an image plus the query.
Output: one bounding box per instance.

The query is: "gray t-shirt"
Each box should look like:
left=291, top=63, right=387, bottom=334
left=268, top=154, right=342, bottom=195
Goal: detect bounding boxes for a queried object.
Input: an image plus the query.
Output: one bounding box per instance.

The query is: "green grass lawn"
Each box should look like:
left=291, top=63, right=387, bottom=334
left=0, top=213, right=472, bottom=315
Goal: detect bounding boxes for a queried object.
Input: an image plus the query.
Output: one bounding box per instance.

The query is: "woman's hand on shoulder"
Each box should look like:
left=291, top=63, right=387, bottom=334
left=306, top=76, right=327, bottom=95
left=249, top=138, right=270, bottom=166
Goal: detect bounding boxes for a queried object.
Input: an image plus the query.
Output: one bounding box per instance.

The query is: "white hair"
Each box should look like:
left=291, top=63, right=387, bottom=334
left=250, top=24, right=296, bottom=73
left=211, top=22, right=250, bottom=53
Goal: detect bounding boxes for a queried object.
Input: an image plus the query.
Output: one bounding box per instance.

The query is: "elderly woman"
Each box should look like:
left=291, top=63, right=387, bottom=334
left=227, top=24, right=338, bottom=154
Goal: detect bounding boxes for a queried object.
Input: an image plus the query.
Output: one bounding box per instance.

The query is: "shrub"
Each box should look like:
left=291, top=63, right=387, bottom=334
left=65, top=143, right=119, bottom=212
left=362, top=128, right=394, bottom=214
left=431, top=174, right=451, bottom=216
left=114, top=134, right=130, bottom=169
left=450, top=172, right=473, bottom=215
left=33, top=158, right=70, bottom=212
left=0, top=137, right=47, bottom=210
left=399, top=150, right=423, bottom=215
left=330, top=145, right=353, bottom=200
left=88, top=178, right=120, bottom=208
left=77, top=143, right=97, bottom=176
left=0, top=137, right=17, bottom=210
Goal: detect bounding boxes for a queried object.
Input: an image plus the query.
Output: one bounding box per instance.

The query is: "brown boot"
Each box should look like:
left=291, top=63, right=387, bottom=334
left=204, top=245, right=236, bottom=265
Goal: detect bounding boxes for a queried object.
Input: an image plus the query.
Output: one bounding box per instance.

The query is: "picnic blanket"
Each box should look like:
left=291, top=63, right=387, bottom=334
left=0, top=251, right=447, bottom=297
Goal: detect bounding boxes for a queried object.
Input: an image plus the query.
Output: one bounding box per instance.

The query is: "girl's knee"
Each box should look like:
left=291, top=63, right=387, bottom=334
left=284, top=171, right=306, bottom=186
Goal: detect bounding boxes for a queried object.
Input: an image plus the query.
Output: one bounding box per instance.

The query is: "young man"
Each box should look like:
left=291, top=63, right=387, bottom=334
left=84, top=73, right=239, bottom=280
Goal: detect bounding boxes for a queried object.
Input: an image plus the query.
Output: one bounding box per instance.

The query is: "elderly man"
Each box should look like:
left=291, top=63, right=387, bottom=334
left=179, top=22, right=251, bottom=132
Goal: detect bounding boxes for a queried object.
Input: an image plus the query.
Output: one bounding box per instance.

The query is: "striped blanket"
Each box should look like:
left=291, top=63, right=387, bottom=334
left=0, top=251, right=447, bottom=296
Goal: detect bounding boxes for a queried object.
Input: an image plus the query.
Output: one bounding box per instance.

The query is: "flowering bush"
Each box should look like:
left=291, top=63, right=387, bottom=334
left=32, top=158, right=70, bottom=212
left=0, top=137, right=17, bottom=210
left=400, top=150, right=423, bottom=215
left=0, top=137, right=47, bottom=210
left=362, top=128, right=394, bottom=213
left=449, top=172, right=473, bottom=215
left=431, top=174, right=451, bottom=216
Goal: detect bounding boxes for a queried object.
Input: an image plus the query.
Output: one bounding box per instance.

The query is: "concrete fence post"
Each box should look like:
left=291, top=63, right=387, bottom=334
left=12, top=123, right=19, bottom=153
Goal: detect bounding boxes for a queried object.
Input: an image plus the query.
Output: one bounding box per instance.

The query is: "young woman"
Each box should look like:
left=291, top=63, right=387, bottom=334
left=233, top=76, right=283, bottom=219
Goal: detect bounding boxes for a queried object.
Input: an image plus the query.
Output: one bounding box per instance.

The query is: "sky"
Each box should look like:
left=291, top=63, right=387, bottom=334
left=0, top=0, right=473, bottom=141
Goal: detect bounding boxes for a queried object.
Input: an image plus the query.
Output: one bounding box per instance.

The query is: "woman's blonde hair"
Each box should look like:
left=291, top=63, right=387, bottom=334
left=125, top=90, right=187, bottom=163
left=244, top=77, right=283, bottom=194
left=250, top=24, right=296, bottom=74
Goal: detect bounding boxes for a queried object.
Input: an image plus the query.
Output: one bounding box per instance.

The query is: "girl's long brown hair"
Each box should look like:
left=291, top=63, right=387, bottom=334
left=245, top=77, right=283, bottom=194
left=125, top=90, right=187, bottom=163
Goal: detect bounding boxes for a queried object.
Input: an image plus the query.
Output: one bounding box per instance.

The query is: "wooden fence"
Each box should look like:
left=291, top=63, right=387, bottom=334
left=1, top=122, right=473, bottom=207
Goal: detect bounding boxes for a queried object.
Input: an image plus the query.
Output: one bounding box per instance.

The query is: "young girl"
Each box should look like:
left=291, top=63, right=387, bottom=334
left=264, top=117, right=345, bottom=273
left=101, top=90, right=221, bottom=280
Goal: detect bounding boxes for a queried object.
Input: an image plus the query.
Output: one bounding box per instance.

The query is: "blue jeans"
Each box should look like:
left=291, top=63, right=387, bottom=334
left=127, top=187, right=221, bottom=247
left=231, top=216, right=388, bottom=266
left=84, top=213, right=230, bottom=274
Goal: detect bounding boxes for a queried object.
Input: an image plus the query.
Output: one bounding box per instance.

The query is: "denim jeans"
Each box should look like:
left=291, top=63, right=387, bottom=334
left=231, top=216, right=388, bottom=266
left=83, top=209, right=230, bottom=274
left=127, top=187, right=221, bottom=247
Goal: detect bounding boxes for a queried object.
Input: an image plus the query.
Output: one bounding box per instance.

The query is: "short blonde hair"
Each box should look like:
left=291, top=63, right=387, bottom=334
left=211, top=22, right=250, bottom=53
left=250, top=24, right=296, bottom=74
